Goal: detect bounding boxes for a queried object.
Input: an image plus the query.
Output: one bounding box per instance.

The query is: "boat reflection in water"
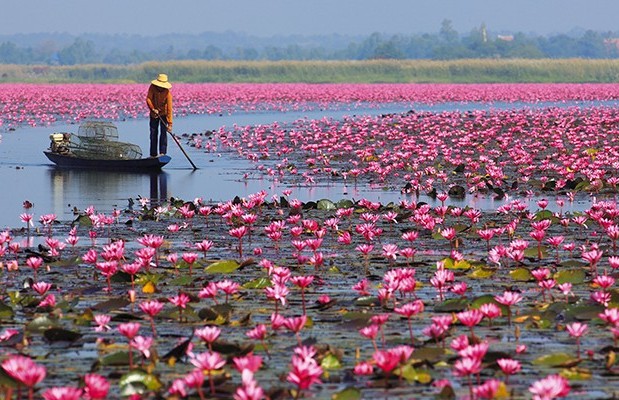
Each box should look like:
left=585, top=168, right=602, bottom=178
left=48, top=168, right=169, bottom=219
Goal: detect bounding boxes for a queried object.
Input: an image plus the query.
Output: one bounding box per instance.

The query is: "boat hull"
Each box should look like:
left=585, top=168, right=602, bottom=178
left=44, top=151, right=171, bottom=170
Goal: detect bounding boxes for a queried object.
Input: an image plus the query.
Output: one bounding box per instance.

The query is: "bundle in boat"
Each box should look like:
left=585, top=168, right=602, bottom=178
left=49, top=121, right=142, bottom=160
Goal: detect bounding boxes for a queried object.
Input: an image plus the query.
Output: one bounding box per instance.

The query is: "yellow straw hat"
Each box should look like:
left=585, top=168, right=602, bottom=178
left=151, top=73, right=172, bottom=89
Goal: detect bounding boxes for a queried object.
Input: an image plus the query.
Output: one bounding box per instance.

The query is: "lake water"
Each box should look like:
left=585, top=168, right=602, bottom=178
left=0, top=101, right=600, bottom=229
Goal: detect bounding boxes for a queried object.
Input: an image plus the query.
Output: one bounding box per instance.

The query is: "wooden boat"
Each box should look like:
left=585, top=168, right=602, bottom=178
left=44, top=121, right=171, bottom=171
left=44, top=151, right=171, bottom=170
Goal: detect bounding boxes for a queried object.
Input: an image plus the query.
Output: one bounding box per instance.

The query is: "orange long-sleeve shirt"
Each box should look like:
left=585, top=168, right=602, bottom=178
left=146, top=84, right=173, bottom=125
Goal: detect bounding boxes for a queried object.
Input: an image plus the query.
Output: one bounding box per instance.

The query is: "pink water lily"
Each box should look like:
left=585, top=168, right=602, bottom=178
left=8, top=82, right=619, bottom=399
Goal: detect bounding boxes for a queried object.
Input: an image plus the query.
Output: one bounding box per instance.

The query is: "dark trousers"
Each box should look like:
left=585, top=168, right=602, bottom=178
left=149, top=117, right=168, bottom=156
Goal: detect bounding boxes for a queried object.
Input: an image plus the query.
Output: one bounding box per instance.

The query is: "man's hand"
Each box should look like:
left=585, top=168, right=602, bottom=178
left=153, top=109, right=159, bottom=117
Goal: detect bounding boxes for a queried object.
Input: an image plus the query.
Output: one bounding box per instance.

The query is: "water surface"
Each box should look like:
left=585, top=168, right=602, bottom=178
left=0, top=101, right=600, bottom=229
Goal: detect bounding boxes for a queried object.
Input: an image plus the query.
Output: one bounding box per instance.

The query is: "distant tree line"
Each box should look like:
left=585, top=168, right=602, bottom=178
left=1, top=20, right=618, bottom=65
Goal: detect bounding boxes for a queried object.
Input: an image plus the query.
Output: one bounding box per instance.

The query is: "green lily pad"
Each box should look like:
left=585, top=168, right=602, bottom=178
left=395, top=365, right=433, bottom=384
left=411, top=347, right=445, bottom=363
left=243, top=277, right=272, bottom=289
left=26, top=315, right=59, bottom=333
left=534, top=210, right=555, bottom=221
left=524, top=246, right=548, bottom=259
left=205, top=259, right=240, bottom=273
left=74, top=214, right=93, bottom=227
left=354, top=296, right=380, bottom=307
left=434, top=298, right=469, bottom=312
left=168, top=275, right=194, bottom=286
left=119, top=369, right=162, bottom=393
left=560, top=367, right=592, bottom=380
left=321, top=353, right=342, bottom=370
left=554, top=269, right=586, bottom=284
left=336, top=199, right=355, bottom=209
left=532, top=352, right=580, bottom=367
left=468, top=266, right=495, bottom=279
left=442, top=258, right=472, bottom=270
left=204, top=260, right=240, bottom=274
left=0, top=302, right=14, bottom=319
left=332, top=387, right=362, bottom=400
left=317, top=199, right=337, bottom=210
left=98, top=350, right=131, bottom=367
left=565, top=303, right=605, bottom=321
left=510, top=267, right=533, bottom=282
left=560, top=260, right=588, bottom=268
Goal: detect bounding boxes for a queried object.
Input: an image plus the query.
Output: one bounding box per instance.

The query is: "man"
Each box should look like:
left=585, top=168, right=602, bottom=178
left=146, top=73, right=173, bottom=157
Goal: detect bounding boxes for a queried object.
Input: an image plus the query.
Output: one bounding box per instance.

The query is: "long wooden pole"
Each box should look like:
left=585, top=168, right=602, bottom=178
left=159, top=117, right=198, bottom=170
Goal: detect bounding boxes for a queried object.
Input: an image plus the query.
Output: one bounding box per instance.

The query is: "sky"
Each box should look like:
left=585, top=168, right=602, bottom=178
left=4, top=0, right=619, bottom=37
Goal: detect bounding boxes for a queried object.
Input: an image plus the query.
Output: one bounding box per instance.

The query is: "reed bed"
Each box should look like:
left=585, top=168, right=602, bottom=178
left=1, top=58, right=619, bottom=83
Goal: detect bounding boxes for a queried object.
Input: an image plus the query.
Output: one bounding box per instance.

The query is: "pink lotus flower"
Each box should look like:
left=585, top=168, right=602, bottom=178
left=494, top=290, right=523, bottom=326
left=566, top=322, right=588, bottom=358
left=372, top=348, right=402, bottom=375
left=234, top=369, right=265, bottom=400
left=83, top=373, right=110, bottom=399
left=246, top=324, right=270, bottom=358
left=131, top=335, right=154, bottom=359
left=217, top=279, right=241, bottom=303
left=456, top=309, right=484, bottom=336
left=191, top=351, right=226, bottom=395
left=287, top=345, right=323, bottom=393
left=169, top=292, right=192, bottom=322
left=32, top=281, right=52, bottom=296
left=181, top=252, right=199, bottom=275
left=232, top=353, right=263, bottom=374
left=529, top=374, right=570, bottom=400
left=41, top=387, right=83, bottom=400
left=264, top=283, right=289, bottom=313
left=118, top=322, right=141, bottom=339
left=195, top=326, right=221, bottom=351
left=2, top=354, right=46, bottom=397
left=283, top=315, right=308, bottom=345
left=93, top=314, right=111, bottom=332
left=473, top=379, right=501, bottom=400
left=497, top=358, right=521, bottom=384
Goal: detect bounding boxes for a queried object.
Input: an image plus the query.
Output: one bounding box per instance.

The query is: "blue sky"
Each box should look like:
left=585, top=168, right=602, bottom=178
left=4, top=0, right=618, bottom=36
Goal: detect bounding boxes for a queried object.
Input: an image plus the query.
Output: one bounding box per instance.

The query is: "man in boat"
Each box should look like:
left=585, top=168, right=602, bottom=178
left=146, top=73, right=173, bottom=157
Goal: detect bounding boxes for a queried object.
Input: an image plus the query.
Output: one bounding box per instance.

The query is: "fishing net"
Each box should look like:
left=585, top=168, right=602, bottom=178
left=49, top=121, right=142, bottom=160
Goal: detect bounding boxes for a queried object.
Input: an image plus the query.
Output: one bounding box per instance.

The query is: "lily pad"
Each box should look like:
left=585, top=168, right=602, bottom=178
left=395, top=365, right=433, bottom=384
left=98, top=350, right=131, bottom=367
left=442, top=258, right=472, bottom=270
left=560, top=367, right=592, bottom=380
left=43, top=327, right=82, bottom=343
left=26, top=315, right=59, bottom=333
left=0, top=302, right=14, bottom=319
left=317, top=199, right=337, bottom=210
left=205, top=259, right=240, bottom=273
left=321, top=353, right=342, bottom=370
left=554, top=269, right=586, bottom=284
left=565, top=303, right=605, bottom=321
left=532, top=352, right=580, bottom=368
left=332, top=387, right=362, bottom=400
left=411, top=347, right=445, bottom=363
left=468, top=266, right=495, bottom=279
left=510, top=267, right=533, bottom=282
left=119, top=369, right=162, bottom=393
left=242, top=277, right=271, bottom=289
left=168, top=275, right=194, bottom=286
left=91, top=297, right=131, bottom=313
left=434, top=298, right=469, bottom=312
